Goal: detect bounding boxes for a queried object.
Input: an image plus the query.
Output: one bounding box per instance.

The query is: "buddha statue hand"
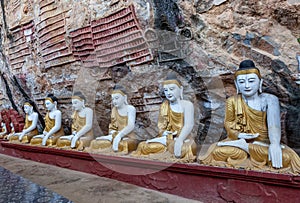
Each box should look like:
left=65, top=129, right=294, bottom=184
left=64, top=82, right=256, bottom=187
left=71, top=134, right=79, bottom=148
left=162, top=130, right=177, bottom=137
left=268, top=143, right=283, bottom=168
left=146, top=136, right=167, bottom=145
left=238, top=133, right=259, bottom=140
left=174, top=137, right=184, bottom=158
left=18, top=131, right=26, bottom=141
left=112, top=133, right=122, bottom=152
left=42, top=134, right=49, bottom=146
left=96, top=134, right=113, bottom=141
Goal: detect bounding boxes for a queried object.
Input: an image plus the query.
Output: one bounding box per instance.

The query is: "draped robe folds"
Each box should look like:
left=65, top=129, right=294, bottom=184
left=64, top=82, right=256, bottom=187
left=198, top=95, right=300, bottom=174
left=9, top=115, right=38, bottom=143
left=88, top=107, right=138, bottom=153
left=30, top=112, right=64, bottom=146
left=132, top=100, right=196, bottom=162
left=56, top=111, right=94, bottom=149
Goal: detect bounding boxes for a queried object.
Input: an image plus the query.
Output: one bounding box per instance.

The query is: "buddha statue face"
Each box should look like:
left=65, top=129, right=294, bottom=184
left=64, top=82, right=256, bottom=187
left=163, top=83, right=182, bottom=102
left=235, top=73, right=261, bottom=98
left=72, top=99, right=85, bottom=111
left=112, top=93, right=126, bottom=108
left=24, top=104, right=33, bottom=114
left=45, top=100, right=56, bottom=111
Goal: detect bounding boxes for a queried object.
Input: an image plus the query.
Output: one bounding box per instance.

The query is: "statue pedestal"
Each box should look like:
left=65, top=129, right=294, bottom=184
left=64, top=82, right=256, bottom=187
left=0, top=140, right=299, bottom=202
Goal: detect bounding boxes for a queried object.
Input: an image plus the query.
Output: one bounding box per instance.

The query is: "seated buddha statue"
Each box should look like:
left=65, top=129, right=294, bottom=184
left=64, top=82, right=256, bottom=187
left=86, top=85, right=138, bottom=154
left=0, top=121, right=7, bottom=139
left=4, top=122, right=14, bottom=140
left=30, top=94, right=64, bottom=146
left=198, top=59, right=300, bottom=174
left=56, top=91, right=94, bottom=150
left=132, top=73, right=197, bottom=162
left=9, top=100, right=39, bottom=143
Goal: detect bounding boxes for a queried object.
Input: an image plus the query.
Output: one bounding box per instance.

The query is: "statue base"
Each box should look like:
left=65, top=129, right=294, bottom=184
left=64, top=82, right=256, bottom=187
left=0, top=140, right=299, bottom=202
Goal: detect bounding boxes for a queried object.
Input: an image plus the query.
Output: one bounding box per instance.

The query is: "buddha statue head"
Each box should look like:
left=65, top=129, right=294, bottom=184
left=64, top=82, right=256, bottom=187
left=72, top=91, right=86, bottom=111
left=23, top=100, right=34, bottom=115
left=162, top=72, right=183, bottom=102
left=45, top=94, right=58, bottom=111
left=111, top=84, right=128, bottom=108
left=234, top=59, right=263, bottom=98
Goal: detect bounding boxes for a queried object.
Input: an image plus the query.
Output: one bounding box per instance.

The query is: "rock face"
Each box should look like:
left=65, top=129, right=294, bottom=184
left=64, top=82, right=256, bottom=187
left=0, top=0, right=299, bottom=153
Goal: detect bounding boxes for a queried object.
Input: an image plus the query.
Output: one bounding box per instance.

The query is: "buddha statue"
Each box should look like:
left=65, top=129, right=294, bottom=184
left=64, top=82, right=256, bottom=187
left=56, top=91, right=94, bottom=150
left=9, top=100, right=39, bottom=143
left=198, top=59, right=300, bottom=174
left=3, top=122, right=14, bottom=140
left=86, top=85, right=138, bottom=154
left=132, top=73, right=196, bottom=162
left=30, top=94, right=64, bottom=146
left=0, top=121, right=7, bottom=139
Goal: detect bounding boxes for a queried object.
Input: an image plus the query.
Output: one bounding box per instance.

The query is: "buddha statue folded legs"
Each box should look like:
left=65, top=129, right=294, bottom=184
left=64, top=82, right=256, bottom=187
left=198, top=60, right=300, bottom=174
left=30, top=94, right=64, bottom=146
left=132, top=73, right=196, bottom=163
left=56, top=91, right=94, bottom=150
left=9, top=101, right=39, bottom=143
left=86, top=85, right=138, bottom=154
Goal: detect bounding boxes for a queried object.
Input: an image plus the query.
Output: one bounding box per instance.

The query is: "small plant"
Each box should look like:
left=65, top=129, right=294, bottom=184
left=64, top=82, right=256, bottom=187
left=298, top=38, right=300, bottom=44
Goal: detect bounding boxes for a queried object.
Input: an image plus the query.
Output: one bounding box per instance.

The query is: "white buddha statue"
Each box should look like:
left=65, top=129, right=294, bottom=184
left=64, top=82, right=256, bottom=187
left=86, top=85, right=138, bottom=154
left=198, top=59, right=300, bottom=174
left=132, top=73, right=196, bottom=162
left=56, top=91, right=94, bottom=150
left=30, top=94, right=64, bottom=146
left=9, top=100, right=38, bottom=143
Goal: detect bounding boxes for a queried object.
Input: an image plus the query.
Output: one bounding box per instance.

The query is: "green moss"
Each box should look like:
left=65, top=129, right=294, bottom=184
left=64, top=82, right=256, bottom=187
left=298, top=38, right=300, bottom=44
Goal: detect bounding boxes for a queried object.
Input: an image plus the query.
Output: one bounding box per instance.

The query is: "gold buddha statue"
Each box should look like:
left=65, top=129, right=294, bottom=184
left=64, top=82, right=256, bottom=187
left=0, top=121, right=7, bottom=139
left=9, top=100, right=39, bottom=143
left=56, top=91, right=94, bottom=150
left=132, top=73, right=197, bottom=162
left=198, top=59, right=300, bottom=174
left=30, top=94, right=64, bottom=146
left=86, top=85, right=138, bottom=154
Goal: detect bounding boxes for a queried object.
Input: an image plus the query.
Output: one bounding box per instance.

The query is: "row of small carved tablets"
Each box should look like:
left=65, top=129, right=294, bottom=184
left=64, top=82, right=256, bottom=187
left=39, top=27, right=65, bottom=44
left=69, top=26, right=92, bottom=38
left=91, top=6, right=132, bottom=26
left=91, top=12, right=134, bottom=34
left=43, top=48, right=70, bottom=62
left=93, top=26, right=139, bottom=45
left=36, top=13, right=65, bottom=31
left=38, top=20, right=64, bottom=37
left=40, top=35, right=65, bottom=50
left=41, top=41, right=67, bottom=56
left=94, top=31, right=142, bottom=51
left=40, top=0, right=55, bottom=9
left=38, top=2, right=74, bottom=67
left=8, top=22, right=34, bottom=71
left=44, top=55, right=76, bottom=69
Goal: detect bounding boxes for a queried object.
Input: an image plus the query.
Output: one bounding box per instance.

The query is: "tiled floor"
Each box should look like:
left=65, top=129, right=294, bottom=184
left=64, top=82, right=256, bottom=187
left=0, top=166, right=72, bottom=203
left=0, top=154, right=201, bottom=203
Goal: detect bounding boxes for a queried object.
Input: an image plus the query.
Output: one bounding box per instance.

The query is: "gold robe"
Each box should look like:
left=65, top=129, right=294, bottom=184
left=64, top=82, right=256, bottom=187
left=199, top=95, right=300, bottom=174
left=9, top=115, right=38, bottom=143
left=132, top=100, right=196, bottom=162
left=30, top=112, right=64, bottom=146
left=56, top=111, right=93, bottom=150
left=88, top=107, right=138, bottom=153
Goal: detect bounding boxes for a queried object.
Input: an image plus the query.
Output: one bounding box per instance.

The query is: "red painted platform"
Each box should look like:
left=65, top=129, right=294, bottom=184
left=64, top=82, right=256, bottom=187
left=1, top=140, right=299, bottom=203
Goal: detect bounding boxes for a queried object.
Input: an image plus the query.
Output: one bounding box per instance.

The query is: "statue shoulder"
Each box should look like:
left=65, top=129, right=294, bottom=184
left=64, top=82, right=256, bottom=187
left=260, top=93, right=279, bottom=103
left=84, top=107, right=93, bottom=114
left=127, top=105, right=136, bottom=112
left=54, top=109, right=62, bottom=116
left=181, top=99, right=193, bottom=107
